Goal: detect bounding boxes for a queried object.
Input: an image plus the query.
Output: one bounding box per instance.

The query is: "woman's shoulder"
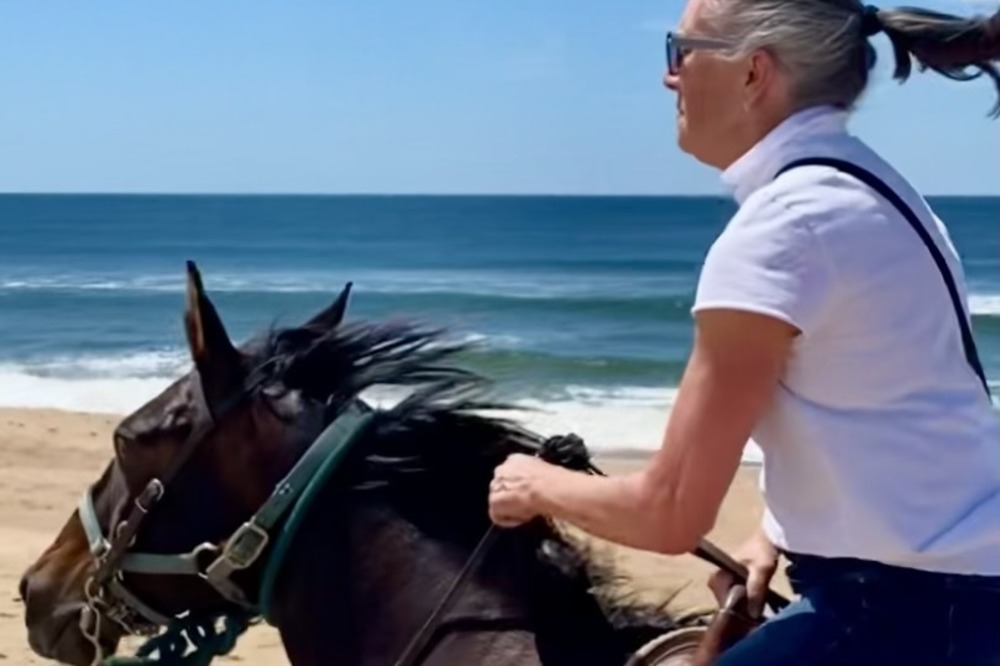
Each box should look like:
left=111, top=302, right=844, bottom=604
left=745, top=162, right=884, bottom=226
left=727, top=149, right=927, bottom=256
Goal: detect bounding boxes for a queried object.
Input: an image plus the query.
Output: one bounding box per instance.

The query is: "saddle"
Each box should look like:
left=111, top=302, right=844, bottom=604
left=626, top=583, right=764, bottom=666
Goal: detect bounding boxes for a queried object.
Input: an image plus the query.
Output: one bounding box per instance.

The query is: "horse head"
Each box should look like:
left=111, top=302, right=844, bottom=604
left=18, top=260, right=354, bottom=665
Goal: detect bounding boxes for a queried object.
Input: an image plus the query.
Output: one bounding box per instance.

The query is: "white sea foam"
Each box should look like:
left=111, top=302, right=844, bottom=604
left=0, top=351, right=190, bottom=414
left=970, top=294, right=1000, bottom=316
left=11, top=350, right=191, bottom=379
left=0, top=369, right=176, bottom=415
left=0, top=357, right=764, bottom=462
left=510, top=388, right=763, bottom=463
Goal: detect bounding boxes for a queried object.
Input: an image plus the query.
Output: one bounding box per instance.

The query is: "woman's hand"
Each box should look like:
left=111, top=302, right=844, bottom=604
left=708, top=528, right=779, bottom=618
left=488, top=453, right=553, bottom=528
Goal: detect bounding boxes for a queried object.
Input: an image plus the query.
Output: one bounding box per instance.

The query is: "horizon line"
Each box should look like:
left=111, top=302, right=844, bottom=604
left=1, top=190, right=997, bottom=199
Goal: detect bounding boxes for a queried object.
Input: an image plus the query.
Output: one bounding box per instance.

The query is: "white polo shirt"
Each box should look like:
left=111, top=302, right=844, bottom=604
left=693, top=105, right=1000, bottom=575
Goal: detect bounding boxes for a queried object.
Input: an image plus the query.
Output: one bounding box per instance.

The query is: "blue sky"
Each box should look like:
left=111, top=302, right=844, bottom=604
left=1, top=0, right=997, bottom=195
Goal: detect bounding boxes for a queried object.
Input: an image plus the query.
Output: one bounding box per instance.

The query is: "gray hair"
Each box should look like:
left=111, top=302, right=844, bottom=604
left=701, top=0, right=1000, bottom=118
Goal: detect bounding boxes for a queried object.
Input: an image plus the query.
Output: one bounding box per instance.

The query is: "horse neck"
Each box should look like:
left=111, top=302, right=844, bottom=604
left=266, top=447, right=639, bottom=665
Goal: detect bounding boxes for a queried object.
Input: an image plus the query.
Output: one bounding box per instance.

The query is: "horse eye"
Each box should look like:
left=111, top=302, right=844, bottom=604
left=262, top=384, right=286, bottom=398
left=163, top=409, right=181, bottom=430
left=156, top=401, right=193, bottom=433
left=260, top=385, right=302, bottom=423
left=115, top=433, right=127, bottom=450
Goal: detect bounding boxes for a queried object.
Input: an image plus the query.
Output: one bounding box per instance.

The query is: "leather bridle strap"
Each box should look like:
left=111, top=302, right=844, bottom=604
left=82, top=398, right=376, bottom=595
left=88, top=372, right=222, bottom=589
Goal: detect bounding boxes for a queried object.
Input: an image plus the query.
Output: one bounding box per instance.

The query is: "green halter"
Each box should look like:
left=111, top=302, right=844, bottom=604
left=80, top=401, right=376, bottom=665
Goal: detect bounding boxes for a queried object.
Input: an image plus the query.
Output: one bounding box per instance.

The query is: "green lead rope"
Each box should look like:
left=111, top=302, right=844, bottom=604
left=103, top=612, right=255, bottom=666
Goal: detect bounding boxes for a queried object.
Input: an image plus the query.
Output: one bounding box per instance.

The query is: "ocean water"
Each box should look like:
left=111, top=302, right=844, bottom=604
left=1, top=194, right=997, bottom=459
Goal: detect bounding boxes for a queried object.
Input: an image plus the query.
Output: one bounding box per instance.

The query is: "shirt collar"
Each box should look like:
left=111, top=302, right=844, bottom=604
left=721, top=105, right=850, bottom=204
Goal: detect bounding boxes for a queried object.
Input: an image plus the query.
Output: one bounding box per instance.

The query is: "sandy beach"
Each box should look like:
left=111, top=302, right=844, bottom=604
left=0, top=407, right=789, bottom=664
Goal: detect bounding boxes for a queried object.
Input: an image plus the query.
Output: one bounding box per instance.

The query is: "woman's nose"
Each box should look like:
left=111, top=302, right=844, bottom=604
left=663, top=67, right=680, bottom=91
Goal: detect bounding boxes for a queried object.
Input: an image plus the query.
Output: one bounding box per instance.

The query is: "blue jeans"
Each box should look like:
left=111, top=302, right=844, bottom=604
left=715, top=552, right=1000, bottom=665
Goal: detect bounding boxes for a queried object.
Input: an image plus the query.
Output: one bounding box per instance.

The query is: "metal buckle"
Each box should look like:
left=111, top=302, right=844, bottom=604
left=78, top=605, right=105, bottom=665
left=105, top=601, right=134, bottom=627
left=190, top=541, right=220, bottom=569
left=135, top=479, right=165, bottom=513
left=92, top=537, right=111, bottom=560
left=209, top=520, right=270, bottom=573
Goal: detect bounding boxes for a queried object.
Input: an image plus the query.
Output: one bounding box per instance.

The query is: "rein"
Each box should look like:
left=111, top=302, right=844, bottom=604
left=392, top=436, right=790, bottom=666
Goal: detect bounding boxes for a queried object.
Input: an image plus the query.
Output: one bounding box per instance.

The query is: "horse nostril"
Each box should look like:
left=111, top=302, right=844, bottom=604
left=18, top=575, right=29, bottom=604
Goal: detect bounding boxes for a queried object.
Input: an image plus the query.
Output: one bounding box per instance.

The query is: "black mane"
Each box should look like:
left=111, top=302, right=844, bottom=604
left=252, top=318, right=489, bottom=401
left=247, top=316, right=706, bottom=641
left=249, top=316, right=544, bottom=457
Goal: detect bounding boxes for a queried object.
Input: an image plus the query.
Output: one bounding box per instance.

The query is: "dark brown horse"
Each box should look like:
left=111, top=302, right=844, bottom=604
left=19, top=261, right=721, bottom=666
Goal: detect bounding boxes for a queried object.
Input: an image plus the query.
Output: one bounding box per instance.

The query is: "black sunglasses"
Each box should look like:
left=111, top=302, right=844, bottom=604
left=665, top=31, right=737, bottom=75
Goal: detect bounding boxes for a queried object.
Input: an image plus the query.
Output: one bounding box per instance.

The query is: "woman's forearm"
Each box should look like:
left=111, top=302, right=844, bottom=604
left=531, top=464, right=700, bottom=554
left=490, top=309, right=795, bottom=558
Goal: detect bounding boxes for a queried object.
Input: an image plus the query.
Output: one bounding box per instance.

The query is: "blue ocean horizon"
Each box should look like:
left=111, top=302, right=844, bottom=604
left=1, top=193, right=997, bottom=458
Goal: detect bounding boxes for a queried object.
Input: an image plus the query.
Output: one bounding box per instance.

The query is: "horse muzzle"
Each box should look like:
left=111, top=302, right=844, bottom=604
left=20, top=570, right=122, bottom=666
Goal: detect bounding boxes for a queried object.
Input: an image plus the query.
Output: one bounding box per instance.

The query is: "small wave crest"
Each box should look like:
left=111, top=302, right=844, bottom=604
left=7, top=270, right=997, bottom=324
left=0, top=371, right=175, bottom=415
left=10, top=350, right=191, bottom=379
left=971, top=294, right=1000, bottom=317
left=0, top=269, right=689, bottom=300
left=0, top=333, right=525, bottom=382
left=0, top=351, right=188, bottom=414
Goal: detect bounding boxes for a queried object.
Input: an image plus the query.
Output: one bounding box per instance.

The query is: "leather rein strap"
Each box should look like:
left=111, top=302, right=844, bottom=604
left=393, top=528, right=508, bottom=665
left=392, top=448, right=791, bottom=666
left=581, top=461, right=791, bottom=613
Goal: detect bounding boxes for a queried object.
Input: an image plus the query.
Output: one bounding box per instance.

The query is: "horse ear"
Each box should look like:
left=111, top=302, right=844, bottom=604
left=183, top=261, right=243, bottom=399
left=306, top=281, right=353, bottom=329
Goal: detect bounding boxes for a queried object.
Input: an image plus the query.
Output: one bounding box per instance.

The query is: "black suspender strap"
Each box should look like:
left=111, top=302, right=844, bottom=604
left=776, top=157, right=992, bottom=399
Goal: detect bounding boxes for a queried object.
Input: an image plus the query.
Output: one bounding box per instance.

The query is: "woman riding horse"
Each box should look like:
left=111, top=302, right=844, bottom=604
left=488, top=0, right=1000, bottom=663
